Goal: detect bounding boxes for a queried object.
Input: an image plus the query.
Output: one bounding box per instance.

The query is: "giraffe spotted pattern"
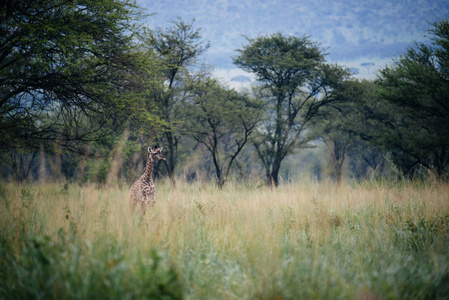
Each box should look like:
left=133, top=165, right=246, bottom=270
left=129, top=146, right=165, bottom=215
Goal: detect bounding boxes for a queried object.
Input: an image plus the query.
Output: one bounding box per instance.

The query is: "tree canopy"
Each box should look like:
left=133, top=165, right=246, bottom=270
left=185, top=75, right=262, bottom=188
left=371, top=19, right=449, bottom=179
left=0, top=0, right=154, bottom=154
left=147, top=18, right=210, bottom=184
left=234, top=33, right=351, bottom=186
left=2, top=0, right=448, bottom=185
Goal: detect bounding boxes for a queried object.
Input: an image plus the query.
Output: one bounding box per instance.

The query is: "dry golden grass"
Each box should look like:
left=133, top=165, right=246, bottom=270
left=1, top=179, right=449, bottom=299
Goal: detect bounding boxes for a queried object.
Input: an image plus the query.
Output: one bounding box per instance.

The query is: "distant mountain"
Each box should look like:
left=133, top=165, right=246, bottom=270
left=137, top=0, right=449, bottom=80
left=231, top=75, right=251, bottom=82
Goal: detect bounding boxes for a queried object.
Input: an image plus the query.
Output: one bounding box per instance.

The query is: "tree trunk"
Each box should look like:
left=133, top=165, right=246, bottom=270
left=335, top=161, right=343, bottom=187
left=265, top=166, right=272, bottom=187
left=270, top=155, right=282, bottom=187
left=212, top=150, right=224, bottom=189
left=164, top=131, right=177, bottom=186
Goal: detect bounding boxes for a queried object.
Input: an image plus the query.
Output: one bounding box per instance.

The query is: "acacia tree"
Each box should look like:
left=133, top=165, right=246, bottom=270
left=185, top=76, right=262, bottom=189
left=147, top=19, right=210, bottom=185
left=311, top=79, right=375, bottom=184
left=314, top=117, right=353, bottom=185
left=311, top=78, right=395, bottom=183
left=234, top=33, right=350, bottom=186
left=0, top=0, right=155, bottom=156
left=371, top=19, right=449, bottom=180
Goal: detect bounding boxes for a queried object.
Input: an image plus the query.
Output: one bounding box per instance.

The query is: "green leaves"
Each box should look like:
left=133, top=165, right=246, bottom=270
left=145, top=18, right=210, bottom=182
left=234, top=33, right=349, bottom=186
left=0, top=232, right=183, bottom=299
left=373, top=19, right=449, bottom=179
left=234, top=33, right=323, bottom=91
left=185, top=77, right=262, bottom=188
left=0, top=0, right=155, bottom=153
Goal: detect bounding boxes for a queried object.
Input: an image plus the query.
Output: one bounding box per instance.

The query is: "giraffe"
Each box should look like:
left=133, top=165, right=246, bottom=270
left=129, top=146, right=166, bottom=215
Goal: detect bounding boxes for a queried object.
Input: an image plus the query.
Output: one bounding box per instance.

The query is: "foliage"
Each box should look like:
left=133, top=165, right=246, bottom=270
left=0, top=0, right=158, bottom=154
left=185, top=76, right=262, bottom=188
left=0, top=231, right=183, bottom=299
left=311, top=79, right=390, bottom=184
left=2, top=0, right=448, bottom=186
left=372, top=19, right=449, bottom=180
left=147, top=18, right=210, bottom=183
left=1, top=181, right=449, bottom=299
left=234, top=33, right=351, bottom=186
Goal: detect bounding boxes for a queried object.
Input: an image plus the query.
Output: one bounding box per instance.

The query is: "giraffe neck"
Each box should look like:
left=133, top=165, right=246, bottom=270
left=142, top=155, right=154, bottom=184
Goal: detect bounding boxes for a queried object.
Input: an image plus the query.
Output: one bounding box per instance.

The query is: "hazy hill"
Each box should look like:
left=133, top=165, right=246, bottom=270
left=139, top=0, right=449, bottom=79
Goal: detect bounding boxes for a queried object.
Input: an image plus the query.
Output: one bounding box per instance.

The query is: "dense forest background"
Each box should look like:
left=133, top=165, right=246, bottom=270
left=1, top=0, right=448, bottom=187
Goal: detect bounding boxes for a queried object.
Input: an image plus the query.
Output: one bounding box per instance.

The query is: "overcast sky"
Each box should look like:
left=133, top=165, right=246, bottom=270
left=137, top=0, right=449, bottom=88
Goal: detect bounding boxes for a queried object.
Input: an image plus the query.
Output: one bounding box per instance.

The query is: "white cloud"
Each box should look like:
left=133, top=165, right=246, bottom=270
left=212, top=68, right=255, bottom=90
left=332, top=56, right=393, bottom=80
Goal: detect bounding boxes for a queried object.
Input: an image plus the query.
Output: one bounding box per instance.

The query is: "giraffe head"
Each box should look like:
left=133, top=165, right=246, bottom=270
left=148, top=146, right=166, bottom=161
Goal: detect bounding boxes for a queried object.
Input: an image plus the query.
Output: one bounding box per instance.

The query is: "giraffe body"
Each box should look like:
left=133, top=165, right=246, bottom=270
left=129, top=147, right=165, bottom=215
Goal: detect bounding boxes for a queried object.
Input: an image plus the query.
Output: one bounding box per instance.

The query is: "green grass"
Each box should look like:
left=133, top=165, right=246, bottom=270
left=1, top=179, right=449, bottom=299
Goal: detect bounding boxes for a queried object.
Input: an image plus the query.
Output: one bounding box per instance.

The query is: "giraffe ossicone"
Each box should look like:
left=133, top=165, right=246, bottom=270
left=129, top=146, right=165, bottom=215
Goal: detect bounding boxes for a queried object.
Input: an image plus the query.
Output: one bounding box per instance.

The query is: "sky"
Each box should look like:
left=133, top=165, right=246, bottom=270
left=136, top=0, right=449, bottom=89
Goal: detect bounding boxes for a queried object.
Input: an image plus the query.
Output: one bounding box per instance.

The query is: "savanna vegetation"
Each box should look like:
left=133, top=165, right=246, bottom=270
left=1, top=180, right=449, bottom=299
left=2, top=1, right=448, bottom=186
left=1, top=0, right=449, bottom=298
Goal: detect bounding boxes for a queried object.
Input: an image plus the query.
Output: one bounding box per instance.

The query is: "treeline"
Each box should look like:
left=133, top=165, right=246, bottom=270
left=1, top=0, right=448, bottom=186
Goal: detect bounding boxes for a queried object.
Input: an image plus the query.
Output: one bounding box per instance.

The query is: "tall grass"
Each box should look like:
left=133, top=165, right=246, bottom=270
left=1, top=179, right=448, bottom=299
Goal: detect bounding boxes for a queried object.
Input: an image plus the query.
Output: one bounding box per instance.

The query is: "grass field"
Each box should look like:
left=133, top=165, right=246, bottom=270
left=1, top=179, right=449, bottom=299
